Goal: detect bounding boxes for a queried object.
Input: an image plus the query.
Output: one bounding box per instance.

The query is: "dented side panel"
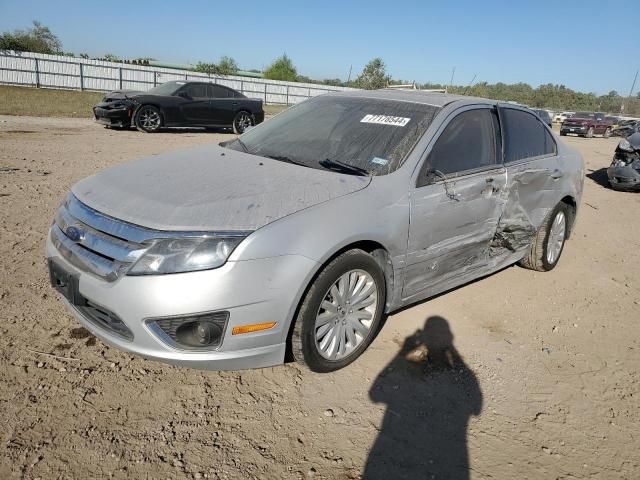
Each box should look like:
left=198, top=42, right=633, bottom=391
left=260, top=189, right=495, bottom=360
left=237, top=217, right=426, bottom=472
left=490, top=156, right=560, bottom=255
left=403, top=166, right=507, bottom=300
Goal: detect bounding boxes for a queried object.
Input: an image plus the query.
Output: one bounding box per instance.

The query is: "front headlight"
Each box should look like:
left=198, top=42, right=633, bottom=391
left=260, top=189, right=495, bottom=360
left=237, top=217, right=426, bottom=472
left=618, top=139, right=633, bottom=152
left=128, top=236, right=247, bottom=275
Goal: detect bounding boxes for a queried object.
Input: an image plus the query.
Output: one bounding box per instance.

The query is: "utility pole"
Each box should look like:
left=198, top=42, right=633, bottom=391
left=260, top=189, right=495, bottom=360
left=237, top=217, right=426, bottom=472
left=449, top=67, right=456, bottom=89
left=622, top=70, right=638, bottom=114
left=347, top=64, right=353, bottom=84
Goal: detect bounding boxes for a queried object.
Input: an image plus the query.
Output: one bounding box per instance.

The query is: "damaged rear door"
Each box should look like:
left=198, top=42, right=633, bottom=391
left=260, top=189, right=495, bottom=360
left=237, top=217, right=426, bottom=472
left=492, top=106, right=560, bottom=253
left=403, top=105, right=506, bottom=301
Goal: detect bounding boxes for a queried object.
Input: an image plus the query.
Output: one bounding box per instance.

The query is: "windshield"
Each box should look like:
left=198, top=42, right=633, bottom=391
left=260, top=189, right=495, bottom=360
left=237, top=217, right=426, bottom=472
left=572, top=112, right=595, bottom=119
left=229, top=95, right=440, bottom=175
left=146, top=81, right=185, bottom=96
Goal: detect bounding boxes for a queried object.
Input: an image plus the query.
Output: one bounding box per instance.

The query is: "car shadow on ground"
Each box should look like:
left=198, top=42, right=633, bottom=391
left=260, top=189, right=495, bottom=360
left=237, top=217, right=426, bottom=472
left=586, top=168, right=610, bottom=188
left=363, top=316, right=482, bottom=480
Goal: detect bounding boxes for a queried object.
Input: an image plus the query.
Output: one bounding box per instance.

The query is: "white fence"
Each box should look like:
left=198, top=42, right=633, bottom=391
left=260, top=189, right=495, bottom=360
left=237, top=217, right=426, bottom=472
left=0, top=51, right=356, bottom=105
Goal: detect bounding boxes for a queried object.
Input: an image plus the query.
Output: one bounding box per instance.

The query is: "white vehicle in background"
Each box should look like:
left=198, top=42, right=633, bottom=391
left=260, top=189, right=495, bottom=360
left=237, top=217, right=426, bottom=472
left=554, top=111, right=575, bottom=123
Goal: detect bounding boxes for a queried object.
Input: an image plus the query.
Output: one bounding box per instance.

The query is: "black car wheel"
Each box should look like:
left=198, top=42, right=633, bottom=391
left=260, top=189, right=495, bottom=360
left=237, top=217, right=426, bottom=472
left=585, top=126, right=594, bottom=138
left=232, top=111, right=254, bottom=135
left=135, top=105, right=162, bottom=133
left=603, top=127, right=611, bottom=138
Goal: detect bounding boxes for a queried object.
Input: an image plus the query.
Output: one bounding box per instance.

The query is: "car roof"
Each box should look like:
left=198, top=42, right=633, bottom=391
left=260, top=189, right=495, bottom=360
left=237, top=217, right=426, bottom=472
left=326, top=88, right=497, bottom=108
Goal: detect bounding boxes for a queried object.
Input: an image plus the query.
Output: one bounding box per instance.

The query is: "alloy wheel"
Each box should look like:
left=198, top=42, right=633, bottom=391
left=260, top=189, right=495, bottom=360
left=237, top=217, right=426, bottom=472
left=314, top=269, right=378, bottom=361
left=139, top=108, right=161, bottom=130
left=546, top=211, right=566, bottom=265
left=235, top=112, right=252, bottom=133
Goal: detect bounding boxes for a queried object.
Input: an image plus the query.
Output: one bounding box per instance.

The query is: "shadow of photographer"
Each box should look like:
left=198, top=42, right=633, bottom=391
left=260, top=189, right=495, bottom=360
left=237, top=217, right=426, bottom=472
left=364, top=316, right=482, bottom=479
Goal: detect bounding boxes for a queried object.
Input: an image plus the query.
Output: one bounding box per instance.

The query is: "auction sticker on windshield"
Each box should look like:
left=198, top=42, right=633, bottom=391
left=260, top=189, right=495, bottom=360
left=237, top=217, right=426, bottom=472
left=360, top=114, right=411, bottom=127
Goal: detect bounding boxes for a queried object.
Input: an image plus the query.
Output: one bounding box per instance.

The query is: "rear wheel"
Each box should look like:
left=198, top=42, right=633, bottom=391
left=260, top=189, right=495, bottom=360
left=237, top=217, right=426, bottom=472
left=603, top=127, right=611, bottom=138
left=135, top=105, right=162, bottom=133
left=519, top=203, right=569, bottom=272
left=291, top=250, right=386, bottom=372
left=585, top=126, right=594, bottom=138
left=232, top=111, right=253, bottom=134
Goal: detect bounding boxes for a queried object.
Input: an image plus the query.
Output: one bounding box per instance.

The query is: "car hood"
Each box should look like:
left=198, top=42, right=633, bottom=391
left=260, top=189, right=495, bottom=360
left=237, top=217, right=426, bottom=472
left=71, top=144, right=371, bottom=232
left=102, top=89, right=145, bottom=101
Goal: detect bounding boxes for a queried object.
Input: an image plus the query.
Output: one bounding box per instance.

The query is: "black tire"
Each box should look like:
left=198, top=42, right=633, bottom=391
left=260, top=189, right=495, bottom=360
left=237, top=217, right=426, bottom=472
left=232, top=111, right=254, bottom=134
left=585, top=126, right=594, bottom=138
left=518, top=203, right=569, bottom=272
left=559, top=131, right=566, bottom=136
left=135, top=105, right=162, bottom=133
left=603, top=127, right=611, bottom=138
left=291, top=249, right=386, bottom=373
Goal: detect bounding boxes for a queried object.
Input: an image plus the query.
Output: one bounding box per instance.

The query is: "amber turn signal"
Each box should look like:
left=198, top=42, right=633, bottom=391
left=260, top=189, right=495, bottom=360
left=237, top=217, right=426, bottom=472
left=232, top=322, right=277, bottom=335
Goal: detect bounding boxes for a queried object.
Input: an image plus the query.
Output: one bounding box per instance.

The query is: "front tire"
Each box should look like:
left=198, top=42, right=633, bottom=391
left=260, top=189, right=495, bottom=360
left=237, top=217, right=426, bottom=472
left=232, top=111, right=254, bottom=134
left=291, top=250, right=386, bottom=372
left=519, top=203, right=569, bottom=272
left=135, top=105, right=162, bottom=133
left=585, top=126, right=594, bottom=138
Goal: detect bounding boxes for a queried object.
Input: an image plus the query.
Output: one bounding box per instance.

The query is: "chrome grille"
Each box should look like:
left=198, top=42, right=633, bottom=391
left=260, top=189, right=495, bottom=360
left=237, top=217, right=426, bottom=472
left=50, top=194, right=251, bottom=282
left=50, top=195, right=149, bottom=282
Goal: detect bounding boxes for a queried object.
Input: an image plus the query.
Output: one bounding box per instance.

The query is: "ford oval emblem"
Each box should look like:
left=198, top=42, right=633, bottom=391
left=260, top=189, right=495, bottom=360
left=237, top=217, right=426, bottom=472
left=66, top=226, right=84, bottom=242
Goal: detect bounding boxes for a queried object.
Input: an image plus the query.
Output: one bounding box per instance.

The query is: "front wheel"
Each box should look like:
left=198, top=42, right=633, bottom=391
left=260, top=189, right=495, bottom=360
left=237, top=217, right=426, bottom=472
left=603, top=127, right=611, bottom=138
left=291, top=250, right=386, bottom=372
left=135, top=105, right=162, bottom=133
left=585, top=126, right=594, bottom=138
left=232, top=111, right=254, bottom=134
left=519, top=203, right=569, bottom=272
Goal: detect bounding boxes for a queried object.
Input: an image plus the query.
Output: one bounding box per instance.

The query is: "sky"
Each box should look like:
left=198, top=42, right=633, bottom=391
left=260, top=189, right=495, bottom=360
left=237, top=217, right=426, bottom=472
left=0, top=0, right=634, bottom=96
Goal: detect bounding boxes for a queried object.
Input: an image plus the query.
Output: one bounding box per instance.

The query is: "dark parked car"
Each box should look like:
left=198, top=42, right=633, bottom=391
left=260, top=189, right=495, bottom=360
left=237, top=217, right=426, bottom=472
left=532, top=109, right=552, bottom=127
left=612, top=120, right=640, bottom=137
left=608, top=133, right=640, bottom=190
left=93, top=81, right=264, bottom=133
left=560, top=111, right=612, bottom=138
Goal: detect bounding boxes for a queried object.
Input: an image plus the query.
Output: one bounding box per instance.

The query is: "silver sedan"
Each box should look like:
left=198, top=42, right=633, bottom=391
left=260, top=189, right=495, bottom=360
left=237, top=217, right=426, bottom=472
left=47, top=90, right=584, bottom=372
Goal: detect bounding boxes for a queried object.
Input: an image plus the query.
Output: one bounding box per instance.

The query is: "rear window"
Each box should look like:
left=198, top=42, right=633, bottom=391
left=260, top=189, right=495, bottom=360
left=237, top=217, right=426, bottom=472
left=232, top=96, right=441, bottom=175
left=502, top=108, right=556, bottom=162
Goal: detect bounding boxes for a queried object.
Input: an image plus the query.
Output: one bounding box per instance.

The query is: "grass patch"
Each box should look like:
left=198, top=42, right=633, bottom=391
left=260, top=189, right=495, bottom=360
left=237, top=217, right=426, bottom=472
left=263, top=103, right=290, bottom=115
left=0, top=85, right=103, bottom=117
left=0, top=84, right=292, bottom=118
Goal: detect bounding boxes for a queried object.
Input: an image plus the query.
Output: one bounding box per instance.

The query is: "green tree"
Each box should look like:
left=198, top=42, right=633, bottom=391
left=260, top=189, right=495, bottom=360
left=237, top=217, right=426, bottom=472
left=355, top=58, right=390, bottom=90
left=194, top=56, right=239, bottom=76
left=103, top=53, right=120, bottom=62
left=217, top=56, right=238, bottom=75
left=263, top=54, right=298, bottom=81
left=0, top=20, right=62, bottom=54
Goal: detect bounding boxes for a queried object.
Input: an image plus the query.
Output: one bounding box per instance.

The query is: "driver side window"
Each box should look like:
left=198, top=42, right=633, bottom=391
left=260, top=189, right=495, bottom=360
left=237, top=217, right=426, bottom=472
left=418, top=108, right=499, bottom=187
left=181, top=84, right=208, bottom=98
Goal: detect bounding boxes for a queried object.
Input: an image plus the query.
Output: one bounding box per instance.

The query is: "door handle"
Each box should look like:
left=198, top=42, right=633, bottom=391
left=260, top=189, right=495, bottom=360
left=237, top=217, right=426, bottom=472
left=550, top=169, right=563, bottom=180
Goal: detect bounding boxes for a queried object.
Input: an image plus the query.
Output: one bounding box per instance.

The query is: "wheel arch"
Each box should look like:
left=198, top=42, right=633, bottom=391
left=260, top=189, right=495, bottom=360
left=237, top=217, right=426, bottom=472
left=134, top=103, right=165, bottom=126
left=284, top=240, right=394, bottom=360
left=560, top=195, right=577, bottom=239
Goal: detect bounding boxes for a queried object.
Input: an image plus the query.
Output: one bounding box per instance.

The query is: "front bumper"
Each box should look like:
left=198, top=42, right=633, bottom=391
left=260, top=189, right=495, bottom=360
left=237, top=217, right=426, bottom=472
left=560, top=124, right=588, bottom=135
left=46, top=235, right=318, bottom=370
left=607, top=165, right=640, bottom=191
left=93, top=106, right=132, bottom=128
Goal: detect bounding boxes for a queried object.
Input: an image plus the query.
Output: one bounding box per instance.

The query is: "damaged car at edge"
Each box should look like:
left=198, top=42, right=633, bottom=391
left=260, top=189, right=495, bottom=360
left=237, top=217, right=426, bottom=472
left=608, top=132, right=640, bottom=190
left=47, top=90, right=584, bottom=373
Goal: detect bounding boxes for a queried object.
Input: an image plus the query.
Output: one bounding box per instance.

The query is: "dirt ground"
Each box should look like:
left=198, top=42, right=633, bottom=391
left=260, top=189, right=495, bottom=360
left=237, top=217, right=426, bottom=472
left=0, top=115, right=638, bottom=480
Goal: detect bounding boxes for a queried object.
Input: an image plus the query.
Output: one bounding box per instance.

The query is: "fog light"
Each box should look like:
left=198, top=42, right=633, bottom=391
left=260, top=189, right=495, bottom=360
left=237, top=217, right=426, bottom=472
left=147, top=311, right=229, bottom=350
left=176, top=320, right=222, bottom=347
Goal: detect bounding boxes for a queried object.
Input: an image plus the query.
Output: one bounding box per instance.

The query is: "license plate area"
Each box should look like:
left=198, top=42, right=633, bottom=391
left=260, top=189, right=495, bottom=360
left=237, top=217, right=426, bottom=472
left=48, top=259, right=86, bottom=306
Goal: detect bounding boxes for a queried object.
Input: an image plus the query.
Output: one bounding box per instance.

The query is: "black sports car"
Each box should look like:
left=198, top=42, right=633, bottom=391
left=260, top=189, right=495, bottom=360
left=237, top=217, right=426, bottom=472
left=93, top=81, right=264, bottom=134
